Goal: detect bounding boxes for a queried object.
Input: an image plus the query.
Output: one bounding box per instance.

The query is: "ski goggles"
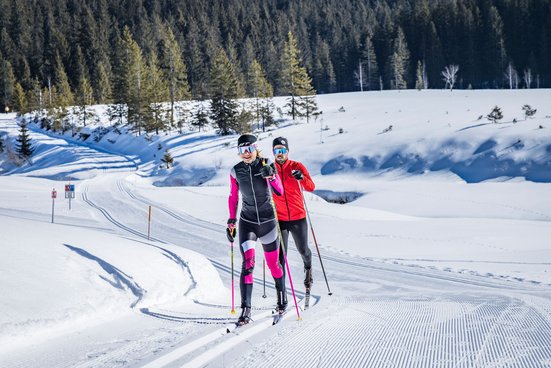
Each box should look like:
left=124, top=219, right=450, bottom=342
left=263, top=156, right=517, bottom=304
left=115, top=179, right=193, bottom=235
left=273, top=148, right=288, bottom=155
left=238, top=145, right=256, bottom=155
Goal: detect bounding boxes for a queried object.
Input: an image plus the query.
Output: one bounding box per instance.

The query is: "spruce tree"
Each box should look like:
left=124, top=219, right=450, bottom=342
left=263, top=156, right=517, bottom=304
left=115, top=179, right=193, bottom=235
left=487, top=106, right=503, bottom=123
left=161, top=149, right=174, bottom=169
left=522, top=105, right=536, bottom=120
left=361, top=35, right=379, bottom=91
left=94, top=60, right=112, bottom=104
left=1, top=59, right=16, bottom=112
left=16, top=122, right=34, bottom=159
left=415, top=61, right=424, bottom=90
left=119, top=27, right=147, bottom=135
left=159, top=27, right=191, bottom=129
left=247, top=59, right=274, bottom=131
left=26, top=78, right=44, bottom=120
left=192, top=103, right=209, bottom=132
left=75, top=76, right=96, bottom=127
left=12, top=82, right=27, bottom=113
left=209, top=49, right=241, bottom=135
left=389, top=27, right=410, bottom=89
left=144, top=52, right=169, bottom=134
left=281, top=32, right=316, bottom=121
left=50, top=54, right=73, bottom=133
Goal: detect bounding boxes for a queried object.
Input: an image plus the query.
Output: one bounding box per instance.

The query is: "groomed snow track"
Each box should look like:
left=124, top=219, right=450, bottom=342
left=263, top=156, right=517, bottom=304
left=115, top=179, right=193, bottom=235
left=78, top=173, right=551, bottom=368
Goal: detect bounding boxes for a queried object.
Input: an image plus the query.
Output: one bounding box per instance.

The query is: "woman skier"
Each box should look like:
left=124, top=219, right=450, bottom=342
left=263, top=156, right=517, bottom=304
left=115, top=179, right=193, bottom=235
left=226, top=133, right=287, bottom=325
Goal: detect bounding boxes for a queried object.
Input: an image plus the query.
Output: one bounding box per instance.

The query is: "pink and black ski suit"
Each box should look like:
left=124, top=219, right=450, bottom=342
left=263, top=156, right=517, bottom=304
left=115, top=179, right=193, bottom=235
left=228, top=157, right=287, bottom=309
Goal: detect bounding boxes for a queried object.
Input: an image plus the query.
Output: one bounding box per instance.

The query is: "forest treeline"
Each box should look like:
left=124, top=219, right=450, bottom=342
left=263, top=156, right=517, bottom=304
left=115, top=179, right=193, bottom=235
left=1, top=0, right=550, bottom=114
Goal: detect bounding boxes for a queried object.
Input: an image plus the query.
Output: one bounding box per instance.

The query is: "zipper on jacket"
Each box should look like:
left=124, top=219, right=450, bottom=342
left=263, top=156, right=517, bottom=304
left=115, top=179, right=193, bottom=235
left=248, top=162, right=261, bottom=225
left=278, top=162, right=292, bottom=221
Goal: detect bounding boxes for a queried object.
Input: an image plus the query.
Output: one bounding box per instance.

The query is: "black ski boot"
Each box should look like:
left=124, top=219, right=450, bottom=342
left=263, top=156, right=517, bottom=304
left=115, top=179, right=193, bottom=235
left=304, top=267, right=313, bottom=290
left=274, top=276, right=287, bottom=313
left=237, top=307, right=251, bottom=326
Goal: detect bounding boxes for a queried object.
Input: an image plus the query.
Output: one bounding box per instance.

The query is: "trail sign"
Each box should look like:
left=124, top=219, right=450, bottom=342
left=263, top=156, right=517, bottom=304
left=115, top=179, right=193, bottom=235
left=51, top=188, right=56, bottom=223
left=65, top=183, right=75, bottom=209
left=65, top=184, right=75, bottom=199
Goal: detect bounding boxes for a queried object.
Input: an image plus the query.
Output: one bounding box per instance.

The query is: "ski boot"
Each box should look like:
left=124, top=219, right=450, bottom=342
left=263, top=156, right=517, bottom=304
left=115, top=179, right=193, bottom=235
left=237, top=307, right=251, bottom=326
left=275, top=276, right=287, bottom=312
left=304, top=267, right=313, bottom=289
left=304, top=267, right=313, bottom=309
left=273, top=276, right=287, bottom=324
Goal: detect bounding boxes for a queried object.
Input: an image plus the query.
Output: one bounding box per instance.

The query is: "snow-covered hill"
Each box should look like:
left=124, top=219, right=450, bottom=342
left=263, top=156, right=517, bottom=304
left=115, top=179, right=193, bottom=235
left=1, top=90, right=550, bottom=367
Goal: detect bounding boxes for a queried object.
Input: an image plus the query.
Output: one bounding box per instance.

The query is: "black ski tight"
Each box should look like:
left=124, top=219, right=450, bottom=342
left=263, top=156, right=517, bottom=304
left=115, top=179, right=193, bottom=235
left=278, top=218, right=312, bottom=271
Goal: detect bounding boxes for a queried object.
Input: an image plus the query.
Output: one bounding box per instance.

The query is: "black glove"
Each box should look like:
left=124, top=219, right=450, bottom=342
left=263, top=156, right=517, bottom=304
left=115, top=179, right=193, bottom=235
left=291, top=169, right=304, bottom=180
left=226, top=218, right=237, bottom=242
left=226, top=227, right=236, bottom=242
left=260, top=164, right=274, bottom=179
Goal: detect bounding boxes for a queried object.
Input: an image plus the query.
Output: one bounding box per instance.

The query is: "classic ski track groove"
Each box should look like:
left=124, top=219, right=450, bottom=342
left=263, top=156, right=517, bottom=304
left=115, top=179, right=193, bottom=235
left=232, top=295, right=551, bottom=368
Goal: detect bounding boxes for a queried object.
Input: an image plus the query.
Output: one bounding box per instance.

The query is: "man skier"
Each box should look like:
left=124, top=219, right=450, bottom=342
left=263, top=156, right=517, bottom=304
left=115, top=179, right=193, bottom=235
left=271, top=137, right=316, bottom=293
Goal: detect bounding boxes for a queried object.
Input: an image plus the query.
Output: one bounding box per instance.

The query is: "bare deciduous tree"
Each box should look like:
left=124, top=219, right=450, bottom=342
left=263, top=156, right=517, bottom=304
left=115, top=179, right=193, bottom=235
left=523, top=68, right=532, bottom=89
left=504, top=62, right=519, bottom=89
left=441, top=65, right=459, bottom=91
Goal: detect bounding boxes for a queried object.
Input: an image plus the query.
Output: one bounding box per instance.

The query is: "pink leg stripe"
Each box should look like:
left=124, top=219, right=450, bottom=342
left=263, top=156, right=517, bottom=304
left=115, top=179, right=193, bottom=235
left=264, top=249, right=283, bottom=278
left=244, top=249, right=255, bottom=284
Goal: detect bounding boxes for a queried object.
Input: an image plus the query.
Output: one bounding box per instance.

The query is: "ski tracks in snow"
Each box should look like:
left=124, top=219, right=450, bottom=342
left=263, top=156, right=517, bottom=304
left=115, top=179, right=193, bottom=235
left=79, top=173, right=551, bottom=367
left=231, top=294, right=551, bottom=368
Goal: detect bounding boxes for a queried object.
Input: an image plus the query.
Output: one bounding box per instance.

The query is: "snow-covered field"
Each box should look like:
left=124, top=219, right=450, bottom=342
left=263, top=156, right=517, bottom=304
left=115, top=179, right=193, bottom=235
left=1, top=89, right=550, bottom=367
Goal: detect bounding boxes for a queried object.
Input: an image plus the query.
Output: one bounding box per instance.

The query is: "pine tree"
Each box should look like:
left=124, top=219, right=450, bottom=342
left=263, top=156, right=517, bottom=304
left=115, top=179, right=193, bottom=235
left=119, top=27, right=147, bottom=135
left=54, top=52, right=74, bottom=107
left=185, top=20, right=209, bottom=99
left=389, top=27, right=410, bottom=89
left=50, top=53, right=74, bottom=133
left=247, top=59, right=274, bottom=131
left=209, top=49, right=241, bottom=135
left=482, top=5, right=508, bottom=87
left=159, top=27, right=191, bottom=129
left=161, top=149, right=174, bottom=169
left=415, top=60, right=429, bottom=90
left=16, top=122, right=34, bottom=159
left=361, top=35, right=379, bottom=91
left=94, top=59, right=112, bottom=104
left=75, top=76, right=96, bottom=127
left=522, top=105, right=536, bottom=120
left=144, top=52, right=169, bottom=134
left=281, top=32, right=316, bottom=120
left=298, top=94, right=320, bottom=124
left=12, top=82, right=27, bottom=114
left=1, top=59, right=16, bottom=112
left=192, top=103, right=209, bottom=132
left=487, top=106, right=503, bottom=123
left=26, top=78, right=44, bottom=119
left=174, top=102, right=191, bottom=134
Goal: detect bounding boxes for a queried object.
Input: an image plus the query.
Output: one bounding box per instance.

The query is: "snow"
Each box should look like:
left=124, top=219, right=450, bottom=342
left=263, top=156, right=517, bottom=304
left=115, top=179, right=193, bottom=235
left=1, top=89, right=550, bottom=367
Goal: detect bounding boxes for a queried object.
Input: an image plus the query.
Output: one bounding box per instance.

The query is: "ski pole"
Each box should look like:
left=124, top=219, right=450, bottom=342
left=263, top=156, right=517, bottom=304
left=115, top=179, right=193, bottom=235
left=262, top=259, right=267, bottom=298
left=230, top=240, right=236, bottom=314
left=299, top=182, right=333, bottom=296
left=264, top=161, right=301, bottom=320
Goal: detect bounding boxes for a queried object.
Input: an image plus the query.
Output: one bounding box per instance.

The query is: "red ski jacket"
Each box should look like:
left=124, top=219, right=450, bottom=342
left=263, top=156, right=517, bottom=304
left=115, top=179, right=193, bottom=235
left=273, top=159, right=315, bottom=221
